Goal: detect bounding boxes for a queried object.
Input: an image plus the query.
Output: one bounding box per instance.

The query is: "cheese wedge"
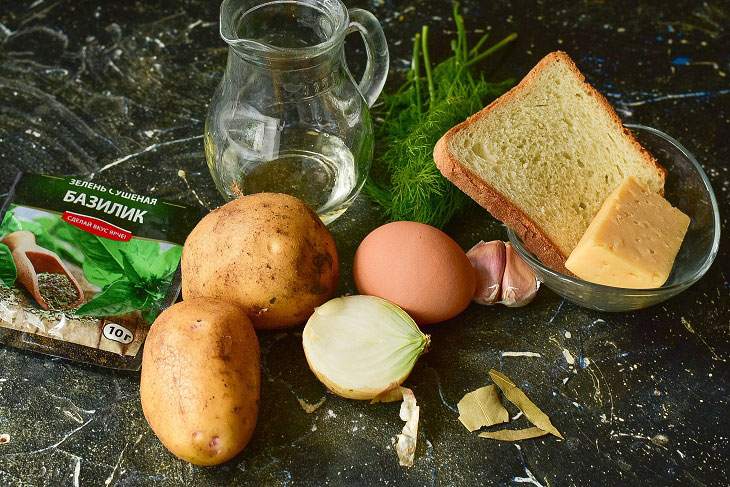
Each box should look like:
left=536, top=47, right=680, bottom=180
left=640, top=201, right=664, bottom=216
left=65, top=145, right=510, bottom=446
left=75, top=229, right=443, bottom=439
left=565, top=177, right=690, bottom=289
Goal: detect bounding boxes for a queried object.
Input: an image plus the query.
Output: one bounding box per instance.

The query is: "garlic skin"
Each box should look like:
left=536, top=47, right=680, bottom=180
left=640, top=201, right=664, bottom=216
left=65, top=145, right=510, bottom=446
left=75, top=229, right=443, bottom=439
left=500, top=242, right=539, bottom=307
left=467, top=240, right=506, bottom=305
left=302, top=295, right=429, bottom=400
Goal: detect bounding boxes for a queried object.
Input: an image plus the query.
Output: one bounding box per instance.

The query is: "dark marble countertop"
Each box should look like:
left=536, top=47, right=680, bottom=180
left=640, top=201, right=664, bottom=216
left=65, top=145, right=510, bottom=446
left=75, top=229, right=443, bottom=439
left=1, top=0, right=728, bottom=485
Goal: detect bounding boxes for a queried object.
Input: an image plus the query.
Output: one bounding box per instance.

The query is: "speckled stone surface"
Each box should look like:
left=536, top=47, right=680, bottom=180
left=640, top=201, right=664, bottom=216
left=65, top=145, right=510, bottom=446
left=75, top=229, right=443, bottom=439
left=1, top=0, right=728, bottom=485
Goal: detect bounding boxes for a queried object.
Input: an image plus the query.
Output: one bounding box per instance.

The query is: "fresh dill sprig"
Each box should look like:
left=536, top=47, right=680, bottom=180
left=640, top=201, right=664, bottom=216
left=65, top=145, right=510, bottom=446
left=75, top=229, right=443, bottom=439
left=366, top=3, right=517, bottom=229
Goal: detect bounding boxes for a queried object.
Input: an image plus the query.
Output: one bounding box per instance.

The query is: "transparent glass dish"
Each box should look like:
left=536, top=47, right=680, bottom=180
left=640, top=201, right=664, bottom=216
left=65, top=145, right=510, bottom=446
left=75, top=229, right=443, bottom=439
left=507, top=124, right=721, bottom=312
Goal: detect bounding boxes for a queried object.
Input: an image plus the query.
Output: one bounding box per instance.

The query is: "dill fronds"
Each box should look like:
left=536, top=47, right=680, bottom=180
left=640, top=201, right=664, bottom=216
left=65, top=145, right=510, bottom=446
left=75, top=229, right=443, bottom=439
left=366, top=3, right=517, bottom=228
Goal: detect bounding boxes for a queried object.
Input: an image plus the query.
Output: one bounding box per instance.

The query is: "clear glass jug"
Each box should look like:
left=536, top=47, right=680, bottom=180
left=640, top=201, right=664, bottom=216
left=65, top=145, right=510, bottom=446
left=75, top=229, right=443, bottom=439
left=205, top=0, right=389, bottom=224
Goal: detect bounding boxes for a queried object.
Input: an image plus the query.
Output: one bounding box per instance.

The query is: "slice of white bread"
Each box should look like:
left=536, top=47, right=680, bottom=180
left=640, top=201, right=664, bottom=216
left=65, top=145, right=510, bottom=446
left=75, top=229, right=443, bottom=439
left=434, top=51, right=666, bottom=273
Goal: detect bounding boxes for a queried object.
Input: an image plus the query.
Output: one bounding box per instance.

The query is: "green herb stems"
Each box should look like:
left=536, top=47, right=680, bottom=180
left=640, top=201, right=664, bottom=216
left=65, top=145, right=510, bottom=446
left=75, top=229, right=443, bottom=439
left=366, top=3, right=517, bottom=228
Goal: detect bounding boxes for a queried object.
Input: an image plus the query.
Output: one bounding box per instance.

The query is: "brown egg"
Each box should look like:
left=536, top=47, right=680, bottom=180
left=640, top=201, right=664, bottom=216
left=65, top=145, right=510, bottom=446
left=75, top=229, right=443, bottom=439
left=353, top=221, right=476, bottom=325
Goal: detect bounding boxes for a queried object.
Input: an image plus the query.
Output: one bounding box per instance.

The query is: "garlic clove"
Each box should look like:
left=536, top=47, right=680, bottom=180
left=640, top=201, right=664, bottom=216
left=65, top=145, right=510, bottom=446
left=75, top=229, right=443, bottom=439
left=467, top=240, right=506, bottom=305
left=302, top=295, right=429, bottom=400
left=500, top=242, right=539, bottom=307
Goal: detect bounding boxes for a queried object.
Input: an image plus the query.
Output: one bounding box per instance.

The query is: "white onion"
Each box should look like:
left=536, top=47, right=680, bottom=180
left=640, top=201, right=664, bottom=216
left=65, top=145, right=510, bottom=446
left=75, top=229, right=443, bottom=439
left=302, top=295, right=430, bottom=400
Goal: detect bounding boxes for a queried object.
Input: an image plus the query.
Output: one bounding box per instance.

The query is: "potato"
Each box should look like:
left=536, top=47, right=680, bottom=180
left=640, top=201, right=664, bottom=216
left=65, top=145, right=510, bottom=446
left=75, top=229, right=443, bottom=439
left=140, top=298, right=260, bottom=466
left=181, top=193, right=339, bottom=330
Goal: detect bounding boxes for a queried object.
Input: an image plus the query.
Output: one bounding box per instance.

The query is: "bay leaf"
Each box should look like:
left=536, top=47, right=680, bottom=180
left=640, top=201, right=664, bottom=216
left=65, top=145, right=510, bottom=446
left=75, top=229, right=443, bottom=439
left=457, top=384, right=509, bottom=432
left=489, top=369, right=564, bottom=440
left=478, top=426, right=549, bottom=441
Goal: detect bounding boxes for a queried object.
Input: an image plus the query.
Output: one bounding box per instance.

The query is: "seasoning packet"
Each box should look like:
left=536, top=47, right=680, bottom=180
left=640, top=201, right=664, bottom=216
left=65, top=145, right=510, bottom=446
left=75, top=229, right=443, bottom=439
left=0, top=173, right=200, bottom=370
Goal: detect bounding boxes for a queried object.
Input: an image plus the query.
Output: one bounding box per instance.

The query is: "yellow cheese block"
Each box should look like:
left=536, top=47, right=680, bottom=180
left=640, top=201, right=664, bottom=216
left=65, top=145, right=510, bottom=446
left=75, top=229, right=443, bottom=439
left=565, top=177, right=690, bottom=289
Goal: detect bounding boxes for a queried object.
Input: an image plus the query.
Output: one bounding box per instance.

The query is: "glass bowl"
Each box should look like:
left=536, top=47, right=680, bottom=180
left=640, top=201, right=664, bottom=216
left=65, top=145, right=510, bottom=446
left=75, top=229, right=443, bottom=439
left=506, top=124, right=721, bottom=312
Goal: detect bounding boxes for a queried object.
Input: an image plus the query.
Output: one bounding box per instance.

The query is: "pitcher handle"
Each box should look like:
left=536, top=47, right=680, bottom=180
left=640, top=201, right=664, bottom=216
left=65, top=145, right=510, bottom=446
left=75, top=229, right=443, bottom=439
left=347, top=8, right=389, bottom=108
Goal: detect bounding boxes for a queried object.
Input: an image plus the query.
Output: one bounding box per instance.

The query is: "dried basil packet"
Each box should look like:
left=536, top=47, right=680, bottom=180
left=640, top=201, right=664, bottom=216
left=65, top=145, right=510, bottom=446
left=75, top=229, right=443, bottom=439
left=0, top=173, right=200, bottom=370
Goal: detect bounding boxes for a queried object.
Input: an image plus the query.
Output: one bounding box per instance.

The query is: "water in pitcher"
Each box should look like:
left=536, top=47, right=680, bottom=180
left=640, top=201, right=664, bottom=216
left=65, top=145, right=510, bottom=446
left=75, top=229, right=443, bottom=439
left=206, top=0, right=388, bottom=224
left=206, top=127, right=358, bottom=223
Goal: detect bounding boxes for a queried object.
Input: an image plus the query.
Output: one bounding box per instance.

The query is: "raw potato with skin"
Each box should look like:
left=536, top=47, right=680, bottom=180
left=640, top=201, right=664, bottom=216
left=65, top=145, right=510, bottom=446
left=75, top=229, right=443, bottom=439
left=182, top=193, right=339, bottom=329
left=140, top=298, right=260, bottom=466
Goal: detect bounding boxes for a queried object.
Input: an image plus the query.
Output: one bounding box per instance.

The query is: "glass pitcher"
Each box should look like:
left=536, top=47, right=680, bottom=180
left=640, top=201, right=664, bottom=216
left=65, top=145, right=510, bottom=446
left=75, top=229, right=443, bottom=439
left=205, top=0, right=389, bottom=224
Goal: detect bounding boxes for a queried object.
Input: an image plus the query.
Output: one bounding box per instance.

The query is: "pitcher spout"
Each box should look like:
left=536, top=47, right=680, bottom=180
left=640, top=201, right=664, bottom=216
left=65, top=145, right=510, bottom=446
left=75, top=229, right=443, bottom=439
left=219, top=0, right=348, bottom=67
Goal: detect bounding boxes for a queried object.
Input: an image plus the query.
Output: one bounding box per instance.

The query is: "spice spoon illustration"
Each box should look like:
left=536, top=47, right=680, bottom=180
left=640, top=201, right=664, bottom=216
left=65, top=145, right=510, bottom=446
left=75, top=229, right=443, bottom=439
left=1, top=230, right=85, bottom=310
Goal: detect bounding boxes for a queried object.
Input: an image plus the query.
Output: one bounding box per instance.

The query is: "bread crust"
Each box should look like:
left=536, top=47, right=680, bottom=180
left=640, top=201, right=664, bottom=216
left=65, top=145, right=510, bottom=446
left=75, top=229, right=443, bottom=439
left=434, top=51, right=666, bottom=273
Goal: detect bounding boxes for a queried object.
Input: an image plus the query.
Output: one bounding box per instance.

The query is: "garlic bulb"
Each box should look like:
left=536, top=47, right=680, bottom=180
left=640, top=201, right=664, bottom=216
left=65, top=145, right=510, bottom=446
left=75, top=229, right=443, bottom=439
left=302, top=295, right=430, bottom=400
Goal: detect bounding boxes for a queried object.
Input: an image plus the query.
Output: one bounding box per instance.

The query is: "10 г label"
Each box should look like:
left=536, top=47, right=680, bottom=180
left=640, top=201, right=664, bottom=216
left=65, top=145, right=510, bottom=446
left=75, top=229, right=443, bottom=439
left=103, top=323, right=134, bottom=344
